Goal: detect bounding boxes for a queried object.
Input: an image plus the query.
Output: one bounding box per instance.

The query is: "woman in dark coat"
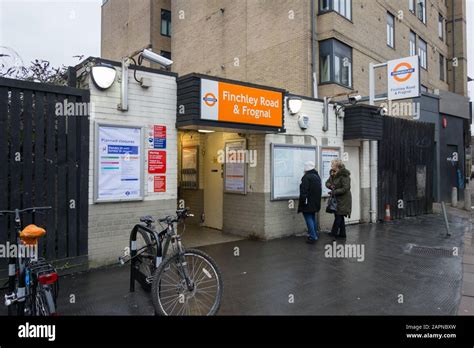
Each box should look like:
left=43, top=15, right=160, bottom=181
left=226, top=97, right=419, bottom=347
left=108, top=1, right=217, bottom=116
left=298, top=161, right=322, bottom=244
left=326, top=159, right=352, bottom=239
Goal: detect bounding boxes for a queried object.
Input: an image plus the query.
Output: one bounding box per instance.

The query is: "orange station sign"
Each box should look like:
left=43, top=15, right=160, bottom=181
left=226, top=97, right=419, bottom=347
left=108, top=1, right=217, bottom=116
left=201, top=79, right=284, bottom=128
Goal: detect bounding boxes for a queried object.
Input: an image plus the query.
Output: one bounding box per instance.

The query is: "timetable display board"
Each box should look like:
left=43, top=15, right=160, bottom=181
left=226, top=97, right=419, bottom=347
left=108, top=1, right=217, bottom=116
left=271, top=144, right=317, bottom=200
left=95, top=125, right=144, bottom=202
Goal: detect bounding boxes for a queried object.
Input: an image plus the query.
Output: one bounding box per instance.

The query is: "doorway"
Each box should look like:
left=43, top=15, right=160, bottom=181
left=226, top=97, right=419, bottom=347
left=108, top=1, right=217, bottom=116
left=203, top=132, right=224, bottom=230
left=344, top=146, right=361, bottom=224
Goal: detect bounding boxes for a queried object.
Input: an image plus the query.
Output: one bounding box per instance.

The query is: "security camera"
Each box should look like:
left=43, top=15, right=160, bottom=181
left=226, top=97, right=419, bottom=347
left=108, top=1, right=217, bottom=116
left=379, top=106, right=388, bottom=116
left=348, top=94, right=362, bottom=105
left=140, top=49, right=173, bottom=68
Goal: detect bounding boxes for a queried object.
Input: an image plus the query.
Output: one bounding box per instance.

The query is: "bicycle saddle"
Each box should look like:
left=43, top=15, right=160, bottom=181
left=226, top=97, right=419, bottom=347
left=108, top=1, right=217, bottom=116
left=140, top=216, right=155, bottom=224
left=20, top=224, right=46, bottom=245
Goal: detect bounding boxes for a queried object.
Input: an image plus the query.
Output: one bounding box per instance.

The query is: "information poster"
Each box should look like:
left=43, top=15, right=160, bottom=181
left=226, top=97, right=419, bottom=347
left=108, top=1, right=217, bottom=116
left=96, top=125, right=143, bottom=202
left=181, top=146, right=199, bottom=189
left=148, top=150, right=166, bottom=174
left=148, top=176, right=166, bottom=193
left=224, top=140, right=247, bottom=194
left=321, top=148, right=341, bottom=197
left=147, top=125, right=167, bottom=149
left=271, top=144, right=317, bottom=200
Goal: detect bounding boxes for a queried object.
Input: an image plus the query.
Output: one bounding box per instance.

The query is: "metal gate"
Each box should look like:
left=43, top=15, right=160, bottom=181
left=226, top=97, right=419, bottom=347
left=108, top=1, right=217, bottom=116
left=378, top=116, right=435, bottom=220
left=0, top=77, right=90, bottom=274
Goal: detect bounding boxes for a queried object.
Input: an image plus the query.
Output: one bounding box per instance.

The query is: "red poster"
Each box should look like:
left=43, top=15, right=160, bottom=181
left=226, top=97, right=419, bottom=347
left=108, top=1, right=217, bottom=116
left=154, top=176, right=166, bottom=192
left=154, top=125, right=166, bottom=139
left=148, top=150, right=166, bottom=174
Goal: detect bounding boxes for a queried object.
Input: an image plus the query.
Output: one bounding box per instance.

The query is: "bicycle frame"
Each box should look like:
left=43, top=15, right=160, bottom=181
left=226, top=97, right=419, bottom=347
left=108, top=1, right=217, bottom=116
left=1, top=207, right=53, bottom=316
left=128, top=217, right=188, bottom=293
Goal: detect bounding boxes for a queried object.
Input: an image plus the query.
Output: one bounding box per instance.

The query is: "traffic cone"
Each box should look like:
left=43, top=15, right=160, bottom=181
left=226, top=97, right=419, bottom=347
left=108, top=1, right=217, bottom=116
left=384, top=204, right=391, bottom=222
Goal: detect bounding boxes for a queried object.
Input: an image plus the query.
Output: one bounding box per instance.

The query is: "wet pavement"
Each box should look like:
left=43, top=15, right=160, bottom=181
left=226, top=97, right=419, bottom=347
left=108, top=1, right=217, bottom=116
left=1, top=212, right=469, bottom=315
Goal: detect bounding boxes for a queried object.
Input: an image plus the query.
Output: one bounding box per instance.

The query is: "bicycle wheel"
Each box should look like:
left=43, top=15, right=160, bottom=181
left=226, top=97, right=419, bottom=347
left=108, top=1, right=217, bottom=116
left=134, top=229, right=156, bottom=289
left=151, top=249, right=223, bottom=316
left=35, top=285, right=56, bottom=316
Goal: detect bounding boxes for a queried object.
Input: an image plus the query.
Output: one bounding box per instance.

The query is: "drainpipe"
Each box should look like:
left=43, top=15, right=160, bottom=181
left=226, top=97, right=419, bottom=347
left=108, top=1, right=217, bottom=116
left=451, top=0, right=456, bottom=93
left=311, top=0, right=318, bottom=98
left=370, top=140, right=378, bottom=223
left=323, top=97, right=329, bottom=132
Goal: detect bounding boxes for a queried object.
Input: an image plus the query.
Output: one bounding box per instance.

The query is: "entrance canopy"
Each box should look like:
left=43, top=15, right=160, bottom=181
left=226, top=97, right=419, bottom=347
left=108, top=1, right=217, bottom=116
left=177, top=74, right=286, bottom=133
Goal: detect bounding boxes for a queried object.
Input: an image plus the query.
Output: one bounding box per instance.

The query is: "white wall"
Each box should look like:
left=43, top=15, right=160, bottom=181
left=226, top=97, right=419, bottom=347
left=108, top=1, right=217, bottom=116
left=86, top=64, right=178, bottom=267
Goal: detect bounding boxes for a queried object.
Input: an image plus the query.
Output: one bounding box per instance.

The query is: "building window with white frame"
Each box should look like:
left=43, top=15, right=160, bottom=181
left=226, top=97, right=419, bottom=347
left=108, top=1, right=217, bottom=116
left=409, top=0, right=415, bottom=13
left=161, top=9, right=171, bottom=37
left=439, top=53, right=445, bottom=81
left=417, top=0, right=426, bottom=23
left=409, top=31, right=417, bottom=56
left=418, top=38, right=427, bottom=69
left=319, top=0, right=352, bottom=20
left=438, top=14, right=444, bottom=40
left=319, top=39, right=352, bottom=88
left=387, top=12, right=395, bottom=48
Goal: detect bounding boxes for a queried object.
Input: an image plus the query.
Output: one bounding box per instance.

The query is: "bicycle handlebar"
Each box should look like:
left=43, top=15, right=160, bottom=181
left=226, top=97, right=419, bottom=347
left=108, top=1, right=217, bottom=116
left=0, top=206, right=52, bottom=216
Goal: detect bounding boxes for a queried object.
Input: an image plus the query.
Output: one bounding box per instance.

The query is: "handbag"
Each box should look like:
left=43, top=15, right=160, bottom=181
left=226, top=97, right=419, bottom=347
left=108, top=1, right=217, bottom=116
left=326, top=192, right=337, bottom=214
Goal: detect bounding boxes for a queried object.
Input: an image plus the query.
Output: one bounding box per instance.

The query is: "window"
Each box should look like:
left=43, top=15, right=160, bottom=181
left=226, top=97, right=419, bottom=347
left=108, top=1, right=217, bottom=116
left=319, top=39, right=353, bottom=88
left=160, top=51, right=171, bottom=60
left=439, top=53, right=445, bottom=81
left=418, top=38, right=427, bottom=69
left=321, top=55, right=331, bottom=83
left=319, top=0, right=352, bottom=20
left=417, top=0, right=426, bottom=23
left=409, top=31, right=417, bottom=56
left=438, top=14, right=444, bottom=40
left=161, top=9, right=171, bottom=37
left=409, top=0, right=415, bottom=13
left=320, top=0, right=330, bottom=11
left=387, top=12, right=395, bottom=48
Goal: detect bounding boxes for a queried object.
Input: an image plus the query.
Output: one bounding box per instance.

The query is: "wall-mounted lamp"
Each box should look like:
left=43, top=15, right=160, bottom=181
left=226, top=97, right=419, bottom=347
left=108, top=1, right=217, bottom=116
left=288, top=97, right=303, bottom=115
left=91, top=63, right=116, bottom=90
left=198, top=130, right=215, bottom=134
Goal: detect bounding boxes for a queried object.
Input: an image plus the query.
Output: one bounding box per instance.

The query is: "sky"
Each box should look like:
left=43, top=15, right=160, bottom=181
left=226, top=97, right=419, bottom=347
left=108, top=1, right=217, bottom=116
left=0, top=0, right=473, bottom=103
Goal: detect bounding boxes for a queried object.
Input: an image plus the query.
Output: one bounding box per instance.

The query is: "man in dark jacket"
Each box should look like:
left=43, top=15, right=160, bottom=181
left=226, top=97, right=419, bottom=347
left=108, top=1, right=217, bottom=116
left=298, top=161, right=322, bottom=244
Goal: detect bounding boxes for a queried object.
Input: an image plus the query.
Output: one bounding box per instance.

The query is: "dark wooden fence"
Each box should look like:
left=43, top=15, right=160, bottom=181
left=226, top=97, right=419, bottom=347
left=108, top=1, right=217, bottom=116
left=0, top=77, right=90, bottom=272
left=378, top=116, right=435, bottom=220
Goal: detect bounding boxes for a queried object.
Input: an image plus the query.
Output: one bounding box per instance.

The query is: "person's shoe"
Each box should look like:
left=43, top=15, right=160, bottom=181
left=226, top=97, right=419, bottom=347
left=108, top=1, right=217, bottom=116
left=336, top=235, right=347, bottom=240
left=306, top=238, right=317, bottom=244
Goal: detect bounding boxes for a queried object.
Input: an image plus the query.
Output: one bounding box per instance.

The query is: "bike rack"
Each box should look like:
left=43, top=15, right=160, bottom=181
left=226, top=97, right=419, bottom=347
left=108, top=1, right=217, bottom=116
left=129, top=224, right=161, bottom=293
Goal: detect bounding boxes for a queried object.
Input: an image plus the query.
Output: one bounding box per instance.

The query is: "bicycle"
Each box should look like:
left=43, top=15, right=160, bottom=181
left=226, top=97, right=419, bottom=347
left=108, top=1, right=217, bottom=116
left=0, top=207, right=58, bottom=316
left=120, top=208, right=223, bottom=316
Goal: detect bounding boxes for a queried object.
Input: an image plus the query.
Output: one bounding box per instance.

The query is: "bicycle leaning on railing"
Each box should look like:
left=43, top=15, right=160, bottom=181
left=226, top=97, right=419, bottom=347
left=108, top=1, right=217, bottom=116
left=0, top=207, right=59, bottom=316
left=120, top=208, right=223, bottom=316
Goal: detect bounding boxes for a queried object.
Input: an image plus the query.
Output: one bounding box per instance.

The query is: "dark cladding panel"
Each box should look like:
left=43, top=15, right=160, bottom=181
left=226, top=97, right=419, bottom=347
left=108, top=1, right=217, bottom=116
left=343, top=104, right=384, bottom=140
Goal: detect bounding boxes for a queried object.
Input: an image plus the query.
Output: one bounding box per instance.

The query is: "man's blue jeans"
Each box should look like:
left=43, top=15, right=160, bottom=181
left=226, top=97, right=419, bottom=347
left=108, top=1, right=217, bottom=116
left=303, top=212, right=319, bottom=241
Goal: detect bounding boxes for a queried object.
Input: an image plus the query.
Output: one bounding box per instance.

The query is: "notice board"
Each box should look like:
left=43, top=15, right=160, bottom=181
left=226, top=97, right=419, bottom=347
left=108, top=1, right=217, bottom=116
left=95, top=124, right=144, bottom=202
left=320, top=147, right=341, bottom=197
left=224, top=139, right=247, bottom=194
left=271, top=144, right=317, bottom=200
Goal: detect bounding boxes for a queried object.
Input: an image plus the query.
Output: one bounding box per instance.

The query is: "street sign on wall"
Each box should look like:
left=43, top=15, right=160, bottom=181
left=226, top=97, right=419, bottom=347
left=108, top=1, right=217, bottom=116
left=387, top=55, right=420, bottom=101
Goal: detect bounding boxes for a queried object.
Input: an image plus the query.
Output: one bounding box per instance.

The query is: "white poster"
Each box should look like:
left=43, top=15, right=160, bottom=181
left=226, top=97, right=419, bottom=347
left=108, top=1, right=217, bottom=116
left=387, top=55, right=420, bottom=101
left=224, top=140, right=246, bottom=194
left=272, top=145, right=317, bottom=200
left=96, top=125, right=143, bottom=202
left=321, top=148, right=341, bottom=197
